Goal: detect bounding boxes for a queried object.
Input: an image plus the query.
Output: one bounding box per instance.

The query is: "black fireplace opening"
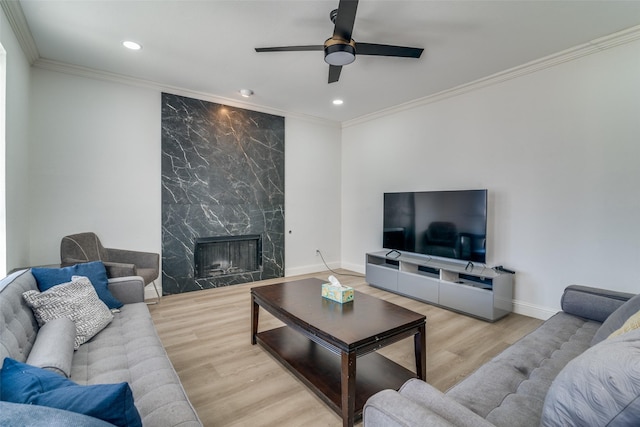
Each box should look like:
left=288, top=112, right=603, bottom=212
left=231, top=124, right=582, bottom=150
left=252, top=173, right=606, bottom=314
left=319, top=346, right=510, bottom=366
left=194, top=234, right=263, bottom=279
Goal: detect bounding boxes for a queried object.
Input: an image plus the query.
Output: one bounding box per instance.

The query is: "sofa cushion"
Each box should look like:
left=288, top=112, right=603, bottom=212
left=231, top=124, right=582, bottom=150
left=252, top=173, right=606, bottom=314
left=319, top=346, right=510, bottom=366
left=0, top=358, right=142, bottom=427
left=591, top=293, right=640, bottom=345
left=70, top=303, right=202, bottom=426
left=25, top=317, right=75, bottom=377
left=22, top=276, right=113, bottom=349
left=541, top=328, right=640, bottom=426
left=32, top=262, right=123, bottom=309
left=447, top=312, right=599, bottom=427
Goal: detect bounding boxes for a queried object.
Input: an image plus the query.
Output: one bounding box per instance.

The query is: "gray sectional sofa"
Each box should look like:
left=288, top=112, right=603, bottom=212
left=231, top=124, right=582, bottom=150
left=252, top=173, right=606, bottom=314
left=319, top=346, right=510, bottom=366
left=364, top=285, right=640, bottom=426
left=0, top=268, right=202, bottom=426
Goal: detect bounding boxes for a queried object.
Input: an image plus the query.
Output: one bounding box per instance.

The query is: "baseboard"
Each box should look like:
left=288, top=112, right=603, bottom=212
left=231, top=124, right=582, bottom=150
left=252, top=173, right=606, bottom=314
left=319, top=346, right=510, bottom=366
left=512, top=299, right=557, bottom=320
left=285, top=261, right=342, bottom=277
left=340, top=262, right=365, bottom=276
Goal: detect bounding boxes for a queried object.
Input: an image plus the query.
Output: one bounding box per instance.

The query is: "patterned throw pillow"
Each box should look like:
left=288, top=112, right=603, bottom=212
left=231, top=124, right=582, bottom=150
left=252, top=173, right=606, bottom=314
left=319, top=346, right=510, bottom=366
left=609, top=309, right=640, bottom=339
left=23, top=276, right=113, bottom=349
left=541, top=328, right=640, bottom=426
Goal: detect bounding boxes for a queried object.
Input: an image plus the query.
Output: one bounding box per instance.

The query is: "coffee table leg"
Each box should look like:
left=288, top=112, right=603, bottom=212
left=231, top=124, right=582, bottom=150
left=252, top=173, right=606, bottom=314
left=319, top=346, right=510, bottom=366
left=251, top=295, right=259, bottom=345
left=341, top=351, right=356, bottom=427
left=414, top=323, right=426, bottom=381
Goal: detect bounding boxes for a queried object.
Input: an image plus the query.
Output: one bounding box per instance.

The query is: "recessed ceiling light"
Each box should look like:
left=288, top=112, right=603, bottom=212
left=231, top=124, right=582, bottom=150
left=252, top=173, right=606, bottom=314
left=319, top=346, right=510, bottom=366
left=239, top=89, right=254, bottom=98
left=122, top=40, right=142, bottom=50
left=333, top=99, right=344, bottom=105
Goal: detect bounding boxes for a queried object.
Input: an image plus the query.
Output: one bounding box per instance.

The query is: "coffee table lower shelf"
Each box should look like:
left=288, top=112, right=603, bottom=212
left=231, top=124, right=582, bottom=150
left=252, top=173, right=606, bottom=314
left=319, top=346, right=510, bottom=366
left=256, top=326, right=417, bottom=419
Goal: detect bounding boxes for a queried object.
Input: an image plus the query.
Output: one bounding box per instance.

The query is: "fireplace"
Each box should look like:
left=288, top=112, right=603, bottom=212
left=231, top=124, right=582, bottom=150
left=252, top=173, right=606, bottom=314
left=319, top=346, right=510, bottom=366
left=194, top=235, right=263, bottom=279
left=162, top=93, right=284, bottom=294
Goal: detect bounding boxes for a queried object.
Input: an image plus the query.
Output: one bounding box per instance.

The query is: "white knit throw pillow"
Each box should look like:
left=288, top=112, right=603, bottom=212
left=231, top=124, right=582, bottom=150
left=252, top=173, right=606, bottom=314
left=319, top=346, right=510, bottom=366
left=23, top=276, right=113, bottom=349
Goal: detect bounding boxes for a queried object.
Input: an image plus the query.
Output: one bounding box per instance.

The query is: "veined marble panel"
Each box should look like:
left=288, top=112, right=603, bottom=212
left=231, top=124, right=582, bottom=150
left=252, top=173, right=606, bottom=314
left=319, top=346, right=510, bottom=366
left=161, top=93, right=284, bottom=294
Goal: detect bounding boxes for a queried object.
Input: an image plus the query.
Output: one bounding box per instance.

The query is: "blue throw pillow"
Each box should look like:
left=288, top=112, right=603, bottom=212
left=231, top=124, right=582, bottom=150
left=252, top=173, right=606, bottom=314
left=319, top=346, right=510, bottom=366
left=0, top=358, right=141, bottom=427
left=32, top=261, right=123, bottom=309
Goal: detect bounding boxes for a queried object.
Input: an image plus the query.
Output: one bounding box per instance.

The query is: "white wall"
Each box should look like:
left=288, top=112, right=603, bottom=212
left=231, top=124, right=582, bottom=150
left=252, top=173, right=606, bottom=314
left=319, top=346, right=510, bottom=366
left=341, top=39, right=640, bottom=319
left=27, top=67, right=342, bottom=290
left=29, top=69, right=161, bottom=265
left=285, top=117, right=341, bottom=276
left=1, top=7, right=31, bottom=273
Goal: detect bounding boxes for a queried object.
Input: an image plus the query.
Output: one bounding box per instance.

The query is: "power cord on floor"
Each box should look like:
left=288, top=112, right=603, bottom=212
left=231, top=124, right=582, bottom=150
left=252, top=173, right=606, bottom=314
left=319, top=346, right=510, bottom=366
left=316, top=249, right=364, bottom=278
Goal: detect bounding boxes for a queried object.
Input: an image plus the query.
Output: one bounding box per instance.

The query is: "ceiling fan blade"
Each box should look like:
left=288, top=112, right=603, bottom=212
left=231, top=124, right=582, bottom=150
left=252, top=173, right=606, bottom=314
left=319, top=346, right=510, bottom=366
left=328, top=65, right=342, bottom=83
left=356, top=43, right=424, bottom=58
left=333, top=0, right=359, bottom=41
left=255, top=45, right=323, bottom=53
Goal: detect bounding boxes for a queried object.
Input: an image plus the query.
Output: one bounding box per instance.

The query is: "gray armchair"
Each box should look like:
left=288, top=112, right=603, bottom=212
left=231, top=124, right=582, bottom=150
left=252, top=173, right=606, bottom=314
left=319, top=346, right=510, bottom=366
left=60, top=232, right=161, bottom=301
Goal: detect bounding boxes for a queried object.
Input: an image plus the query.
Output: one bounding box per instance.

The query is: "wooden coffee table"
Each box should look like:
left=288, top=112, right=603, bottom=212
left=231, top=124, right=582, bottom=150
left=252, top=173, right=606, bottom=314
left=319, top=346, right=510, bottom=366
left=251, top=278, right=426, bottom=427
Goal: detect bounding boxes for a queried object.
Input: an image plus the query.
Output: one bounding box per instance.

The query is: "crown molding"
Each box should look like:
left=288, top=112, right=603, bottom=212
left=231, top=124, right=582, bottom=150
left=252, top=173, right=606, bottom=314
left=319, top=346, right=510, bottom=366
left=32, top=58, right=340, bottom=127
left=343, top=24, right=640, bottom=129
left=0, top=0, right=39, bottom=63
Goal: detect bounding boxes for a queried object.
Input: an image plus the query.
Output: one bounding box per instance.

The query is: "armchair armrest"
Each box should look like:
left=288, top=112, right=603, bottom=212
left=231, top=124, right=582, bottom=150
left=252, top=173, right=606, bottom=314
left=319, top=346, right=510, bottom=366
left=105, top=248, right=159, bottom=270
left=107, top=276, right=145, bottom=304
left=103, top=261, right=137, bottom=278
left=561, top=285, right=635, bottom=322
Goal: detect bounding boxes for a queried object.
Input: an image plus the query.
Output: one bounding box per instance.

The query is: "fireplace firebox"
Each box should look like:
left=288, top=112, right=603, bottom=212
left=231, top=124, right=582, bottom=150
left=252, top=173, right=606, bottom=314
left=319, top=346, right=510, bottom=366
left=194, top=234, right=263, bottom=279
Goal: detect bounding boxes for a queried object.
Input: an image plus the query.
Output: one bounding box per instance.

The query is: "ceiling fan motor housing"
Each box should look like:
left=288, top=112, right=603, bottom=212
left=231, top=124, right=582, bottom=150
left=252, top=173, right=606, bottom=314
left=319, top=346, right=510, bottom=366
left=324, top=37, right=356, bottom=66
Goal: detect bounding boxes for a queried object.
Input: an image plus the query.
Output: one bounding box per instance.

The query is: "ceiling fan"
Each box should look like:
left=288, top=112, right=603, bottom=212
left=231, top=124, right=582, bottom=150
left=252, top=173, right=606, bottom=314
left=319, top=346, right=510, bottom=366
left=255, top=0, right=424, bottom=83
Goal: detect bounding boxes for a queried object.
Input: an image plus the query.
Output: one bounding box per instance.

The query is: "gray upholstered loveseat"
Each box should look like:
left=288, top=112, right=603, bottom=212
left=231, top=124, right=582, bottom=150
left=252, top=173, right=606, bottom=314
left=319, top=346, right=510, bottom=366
left=0, top=268, right=201, bottom=426
left=364, top=285, right=640, bottom=426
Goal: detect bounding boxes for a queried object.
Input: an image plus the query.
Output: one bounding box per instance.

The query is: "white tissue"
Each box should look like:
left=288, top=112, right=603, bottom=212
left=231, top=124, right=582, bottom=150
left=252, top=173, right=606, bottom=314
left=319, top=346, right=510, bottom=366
left=328, top=275, right=342, bottom=287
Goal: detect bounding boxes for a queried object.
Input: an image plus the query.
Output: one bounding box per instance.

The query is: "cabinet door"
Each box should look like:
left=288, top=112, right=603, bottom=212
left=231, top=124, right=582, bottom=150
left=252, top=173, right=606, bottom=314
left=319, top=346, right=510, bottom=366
left=398, top=272, right=438, bottom=304
left=366, top=264, right=398, bottom=291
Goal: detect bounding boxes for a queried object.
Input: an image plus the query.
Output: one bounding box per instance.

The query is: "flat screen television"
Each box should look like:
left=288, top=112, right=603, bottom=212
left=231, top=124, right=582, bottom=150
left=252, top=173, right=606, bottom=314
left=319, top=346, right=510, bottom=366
left=383, top=189, right=487, bottom=263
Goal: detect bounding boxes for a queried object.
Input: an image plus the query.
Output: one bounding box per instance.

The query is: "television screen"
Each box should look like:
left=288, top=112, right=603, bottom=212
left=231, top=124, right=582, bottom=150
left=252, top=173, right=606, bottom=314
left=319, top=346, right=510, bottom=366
left=383, top=189, right=487, bottom=263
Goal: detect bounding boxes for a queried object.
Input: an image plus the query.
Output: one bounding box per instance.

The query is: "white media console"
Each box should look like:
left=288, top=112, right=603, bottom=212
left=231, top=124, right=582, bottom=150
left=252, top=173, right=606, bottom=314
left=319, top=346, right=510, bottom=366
left=366, top=251, right=513, bottom=322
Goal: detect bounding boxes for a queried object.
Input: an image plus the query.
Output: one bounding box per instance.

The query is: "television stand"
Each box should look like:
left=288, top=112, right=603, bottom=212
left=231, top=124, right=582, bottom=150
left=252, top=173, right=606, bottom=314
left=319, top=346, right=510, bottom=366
left=365, top=251, right=513, bottom=322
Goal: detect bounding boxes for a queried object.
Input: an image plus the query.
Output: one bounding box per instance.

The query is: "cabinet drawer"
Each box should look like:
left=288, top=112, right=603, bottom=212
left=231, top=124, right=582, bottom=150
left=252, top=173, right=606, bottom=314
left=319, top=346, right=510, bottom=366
left=440, top=283, right=493, bottom=320
left=398, top=272, right=438, bottom=304
left=366, top=264, right=398, bottom=291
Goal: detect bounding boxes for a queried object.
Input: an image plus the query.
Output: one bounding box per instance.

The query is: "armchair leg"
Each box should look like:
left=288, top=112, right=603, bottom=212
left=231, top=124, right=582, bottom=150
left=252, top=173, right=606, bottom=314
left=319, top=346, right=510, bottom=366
left=146, top=280, right=161, bottom=305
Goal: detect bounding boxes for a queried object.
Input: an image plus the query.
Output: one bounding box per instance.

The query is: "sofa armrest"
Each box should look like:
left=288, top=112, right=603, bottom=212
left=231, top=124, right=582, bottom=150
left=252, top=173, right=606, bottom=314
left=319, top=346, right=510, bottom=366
left=401, top=379, right=495, bottom=426
left=105, top=248, right=159, bottom=270
left=364, top=379, right=494, bottom=427
left=561, top=285, right=635, bottom=322
left=107, top=276, right=145, bottom=304
left=0, top=401, right=115, bottom=426
left=364, top=390, right=457, bottom=427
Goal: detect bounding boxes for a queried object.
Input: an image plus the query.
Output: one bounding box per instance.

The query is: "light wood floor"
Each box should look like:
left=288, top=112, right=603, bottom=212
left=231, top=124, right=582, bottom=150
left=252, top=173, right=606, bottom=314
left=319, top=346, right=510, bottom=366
left=148, top=270, right=543, bottom=427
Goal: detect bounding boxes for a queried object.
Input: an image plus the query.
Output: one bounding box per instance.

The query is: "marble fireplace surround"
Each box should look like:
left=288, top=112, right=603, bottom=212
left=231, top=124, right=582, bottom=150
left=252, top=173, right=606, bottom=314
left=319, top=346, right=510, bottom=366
left=161, top=93, right=285, bottom=295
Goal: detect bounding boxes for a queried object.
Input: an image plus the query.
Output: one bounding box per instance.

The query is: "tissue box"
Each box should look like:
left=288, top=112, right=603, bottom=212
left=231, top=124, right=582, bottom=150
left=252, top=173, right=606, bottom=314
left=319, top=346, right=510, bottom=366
left=322, top=283, right=354, bottom=303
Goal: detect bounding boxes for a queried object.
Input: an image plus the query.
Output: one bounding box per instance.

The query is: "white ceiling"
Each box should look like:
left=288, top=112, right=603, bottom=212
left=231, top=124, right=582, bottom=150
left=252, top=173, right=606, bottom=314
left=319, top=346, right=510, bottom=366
left=15, top=0, right=640, bottom=123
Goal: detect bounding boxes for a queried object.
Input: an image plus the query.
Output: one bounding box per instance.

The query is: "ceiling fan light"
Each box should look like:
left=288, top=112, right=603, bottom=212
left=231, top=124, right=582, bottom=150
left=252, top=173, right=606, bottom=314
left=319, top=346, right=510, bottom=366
left=324, top=43, right=356, bottom=66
